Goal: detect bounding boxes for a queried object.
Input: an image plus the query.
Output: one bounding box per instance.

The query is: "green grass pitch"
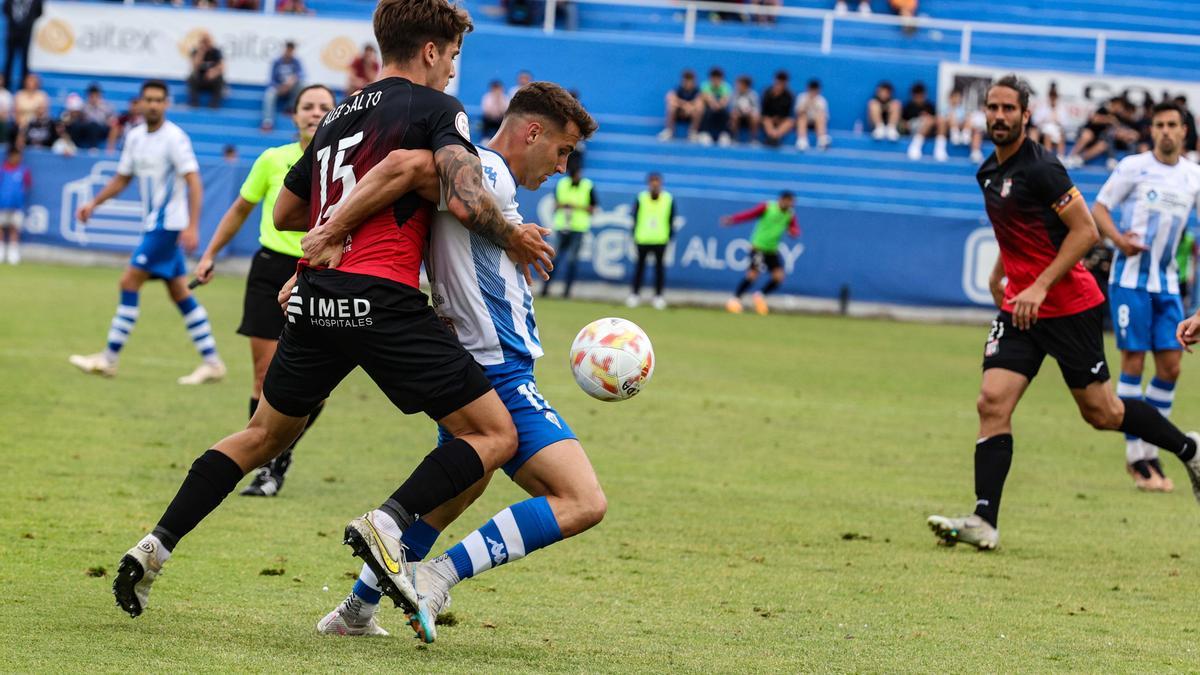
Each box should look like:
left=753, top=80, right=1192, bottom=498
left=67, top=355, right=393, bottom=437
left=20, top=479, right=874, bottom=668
left=2, top=262, right=1198, bottom=671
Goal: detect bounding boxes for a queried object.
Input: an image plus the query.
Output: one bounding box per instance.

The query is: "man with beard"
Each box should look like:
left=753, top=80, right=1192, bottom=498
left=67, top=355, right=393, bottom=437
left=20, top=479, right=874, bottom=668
left=925, top=75, right=1200, bottom=551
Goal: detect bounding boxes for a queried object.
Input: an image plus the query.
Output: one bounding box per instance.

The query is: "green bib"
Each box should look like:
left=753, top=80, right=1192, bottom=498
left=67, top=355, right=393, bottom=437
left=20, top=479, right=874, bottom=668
left=554, top=177, right=593, bottom=232
left=634, top=190, right=673, bottom=245
left=750, top=201, right=792, bottom=253
left=239, top=142, right=305, bottom=258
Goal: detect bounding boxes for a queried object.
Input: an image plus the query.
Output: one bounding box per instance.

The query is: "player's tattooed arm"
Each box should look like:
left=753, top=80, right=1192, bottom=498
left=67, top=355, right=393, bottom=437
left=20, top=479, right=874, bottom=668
left=435, top=144, right=555, bottom=281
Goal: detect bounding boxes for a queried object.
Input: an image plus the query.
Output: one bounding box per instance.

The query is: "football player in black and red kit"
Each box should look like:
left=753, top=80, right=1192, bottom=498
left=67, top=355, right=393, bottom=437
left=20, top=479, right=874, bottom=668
left=927, top=75, right=1200, bottom=550
left=112, top=0, right=555, bottom=643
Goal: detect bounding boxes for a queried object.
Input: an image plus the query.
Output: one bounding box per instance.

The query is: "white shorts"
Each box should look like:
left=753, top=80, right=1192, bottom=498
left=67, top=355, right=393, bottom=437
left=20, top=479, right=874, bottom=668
left=0, top=210, right=23, bottom=228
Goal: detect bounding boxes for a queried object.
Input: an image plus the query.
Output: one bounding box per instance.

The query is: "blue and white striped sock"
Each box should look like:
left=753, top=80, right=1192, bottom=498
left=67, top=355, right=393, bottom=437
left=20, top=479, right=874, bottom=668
left=175, top=296, right=219, bottom=363
left=1117, top=372, right=1144, bottom=463
left=444, top=496, right=563, bottom=582
left=351, top=520, right=442, bottom=604
left=1143, top=377, right=1177, bottom=461
left=103, top=289, right=140, bottom=362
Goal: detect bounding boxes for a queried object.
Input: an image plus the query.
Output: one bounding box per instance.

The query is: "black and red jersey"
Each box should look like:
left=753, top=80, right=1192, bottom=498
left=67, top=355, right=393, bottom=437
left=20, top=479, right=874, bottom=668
left=976, top=138, right=1104, bottom=318
left=284, top=77, right=476, bottom=288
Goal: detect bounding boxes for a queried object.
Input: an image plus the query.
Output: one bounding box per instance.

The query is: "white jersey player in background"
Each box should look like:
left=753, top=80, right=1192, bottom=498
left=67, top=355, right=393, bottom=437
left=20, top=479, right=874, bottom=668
left=1093, top=101, right=1200, bottom=491
left=69, top=80, right=226, bottom=384
left=310, top=82, right=602, bottom=642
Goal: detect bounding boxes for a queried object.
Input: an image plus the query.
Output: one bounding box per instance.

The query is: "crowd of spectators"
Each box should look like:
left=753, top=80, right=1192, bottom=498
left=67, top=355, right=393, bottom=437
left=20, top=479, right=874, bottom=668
left=163, top=0, right=313, bottom=12
left=865, top=80, right=983, bottom=162
left=658, top=68, right=829, bottom=151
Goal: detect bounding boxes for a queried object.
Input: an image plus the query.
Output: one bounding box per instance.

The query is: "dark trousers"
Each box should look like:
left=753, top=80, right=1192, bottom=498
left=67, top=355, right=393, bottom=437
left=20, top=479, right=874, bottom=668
left=701, top=108, right=730, bottom=139
left=188, top=74, right=224, bottom=108
left=543, top=229, right=584, bottom=298
left=633, top=244, right=666, bottom=296
left=5, top=32, right=31, bottom=92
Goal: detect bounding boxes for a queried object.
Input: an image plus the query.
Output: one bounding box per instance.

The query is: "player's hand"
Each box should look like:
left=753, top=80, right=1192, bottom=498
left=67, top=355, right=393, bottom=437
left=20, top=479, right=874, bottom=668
left=1112, top=232, right=1148, bottom=257
left=302, top=226, right=345, bottom=269
left=195, top=254, right=216, bottom=285
left=179, top=227, right=199, bottom=254
left=76, top=202, right=94, bottom=223
left=277, top=273, right=298, bottom=313
left=719, top=216, right=732, bottom=226
left=506, top=222, right=555, bottom=284
left=1010, top=283, right=1047, bottom=330
left=1177, top=313, right=1200, bottom=353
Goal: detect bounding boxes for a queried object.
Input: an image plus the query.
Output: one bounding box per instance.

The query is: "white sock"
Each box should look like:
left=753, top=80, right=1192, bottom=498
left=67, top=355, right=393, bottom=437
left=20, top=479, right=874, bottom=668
left=139, top=534, right=171, bottom=566
left=369, top=508, right=403, bottom=540
left=1126, top=438, right=1146, bottom=464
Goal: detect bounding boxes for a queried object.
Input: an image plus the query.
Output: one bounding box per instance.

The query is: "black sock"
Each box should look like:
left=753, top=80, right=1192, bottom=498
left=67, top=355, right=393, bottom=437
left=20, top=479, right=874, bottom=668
left=1131, top=459, right=1154, bottom=479
left=380, top=438, right=484, bottom=529
left=153, top=449, right=245, bottom=552
left=734, top=278, right=753, bottom=297
left=1120, top=399, right=1197, bottom=462
left=249, top=397, right=259, bottom=419
left=973, top=434, right=1013, bottom=528
left=761, top=279, right=780, bottom=295
left=1147, top=457, right=1166, bottom=477
left=270, top=401, right=325, bottom=478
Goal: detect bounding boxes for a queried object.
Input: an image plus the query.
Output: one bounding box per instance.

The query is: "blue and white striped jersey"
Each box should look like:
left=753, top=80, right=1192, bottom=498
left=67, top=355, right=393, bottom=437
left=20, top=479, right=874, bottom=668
left=1096, top=152, right=1200, bottom=295
left=116, top=121, right=199, bottom=232
left=427, top=145, right=542, bottom=366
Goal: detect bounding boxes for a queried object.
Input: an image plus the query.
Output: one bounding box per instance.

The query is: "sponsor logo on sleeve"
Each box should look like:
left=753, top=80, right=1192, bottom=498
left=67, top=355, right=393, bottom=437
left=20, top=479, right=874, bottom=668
left=455, top=111, right=471, bottom=143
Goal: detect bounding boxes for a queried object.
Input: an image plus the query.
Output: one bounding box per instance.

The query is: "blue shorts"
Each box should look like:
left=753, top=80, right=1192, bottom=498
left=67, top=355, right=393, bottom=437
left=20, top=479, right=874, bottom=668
left=1109, top=286, right=1183, bottom=352
left=131, top=229, right=187, bottom=280
left=438, top=358, right=577, bottom=478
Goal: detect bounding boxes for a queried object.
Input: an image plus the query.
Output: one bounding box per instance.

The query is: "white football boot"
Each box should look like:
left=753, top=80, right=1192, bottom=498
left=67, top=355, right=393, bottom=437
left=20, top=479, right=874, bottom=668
left=1182, top=432, right=1200, bottom=505
left=69, top=352, right=117, bottom=377
left=926, top=514, right=999, bottom=550
left=343, top=512, right=434, bottom=642
left=113, top=535, right=166, bottom=617
left=177, top=359, right=226, bottom=385
left=316, top=594, right=389, bottom=637
left=406, top=556, right=457, bottom=638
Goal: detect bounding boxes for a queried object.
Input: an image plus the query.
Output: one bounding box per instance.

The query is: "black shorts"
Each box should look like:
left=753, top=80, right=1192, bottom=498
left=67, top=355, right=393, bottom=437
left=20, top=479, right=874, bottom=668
left=237, top=246, right=300, bottom=340
left=981, top=306, right=1110, bottom=389
left=262, top=268, right=493, bottom=419
left=750, top=249, right=783, bottom=273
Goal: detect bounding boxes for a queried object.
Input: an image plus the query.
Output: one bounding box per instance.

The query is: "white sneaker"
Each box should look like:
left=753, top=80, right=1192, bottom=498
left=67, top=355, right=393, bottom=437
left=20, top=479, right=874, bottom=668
left=113, top=536, right=166, bottom=617
left=1064, top=155, right=1084, bottom=169
left=970, top=149, right=984, bottom=163
left=796, top=136, right=809, bottom=151
left=625, top=295, right=640, bottom=308
left=1182, top=432, right=1200, bottom=505
left=885, top=126, right=900, bottom=141
left=652, top=296, right=667, bottom=310
left=858, top=0, right=871, bottom=14
left=871, top=125, right=886, bottom=141
left=717, top=132, right=733, bottom=147
left=697, top=133, right=714, bottom=147
left=69, top=352, right=117, bottom=377
left=835, top=0, right=848, bottom=15
left=687, top=130, right=699, bottom=143
left=907, top=138, right=923, bottom=161
left=343, top=512, right=433, bottom=642
left=1106, top=157, right=1119, bottom=171
left=926, top=514, right=999, bottom=550
left=656, top=128, right=674, bottom=142
left=5, top=246, right=18, bottom=264
left=316, top=595, right=389, bottom=636
left=177, top=359, right=226, bottom=385
left=818, top=134, right=831, bottom=150
left=933, top=138, right=949, bottom=162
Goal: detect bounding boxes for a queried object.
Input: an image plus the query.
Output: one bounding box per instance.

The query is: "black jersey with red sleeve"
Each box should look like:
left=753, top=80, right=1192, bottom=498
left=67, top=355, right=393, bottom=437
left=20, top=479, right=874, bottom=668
left=975, top=138, right=1104, bottom=318
left=284, top=77, right=476, bottom=288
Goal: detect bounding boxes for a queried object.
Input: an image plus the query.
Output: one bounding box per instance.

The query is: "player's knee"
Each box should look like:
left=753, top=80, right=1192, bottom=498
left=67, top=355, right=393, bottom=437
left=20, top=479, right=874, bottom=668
left=579, top=487, right=608, bottom=528
left=1157, top=363, right=1181, bottom=383
left=1080, top=400, right=1121, bottom=430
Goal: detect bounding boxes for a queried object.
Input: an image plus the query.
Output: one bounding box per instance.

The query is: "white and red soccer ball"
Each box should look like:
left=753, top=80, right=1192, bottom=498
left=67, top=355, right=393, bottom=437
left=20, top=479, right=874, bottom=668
left=569, top=318, right=655, bottom=401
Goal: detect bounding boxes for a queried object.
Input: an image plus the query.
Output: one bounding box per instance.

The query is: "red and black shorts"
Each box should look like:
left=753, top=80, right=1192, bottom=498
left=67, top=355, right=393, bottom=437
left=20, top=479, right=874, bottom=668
left=981, top=306, right=1110, bottom=389
left=750, top=249, right=783, bottom=273
left=262, top=268, right=493, bottom=419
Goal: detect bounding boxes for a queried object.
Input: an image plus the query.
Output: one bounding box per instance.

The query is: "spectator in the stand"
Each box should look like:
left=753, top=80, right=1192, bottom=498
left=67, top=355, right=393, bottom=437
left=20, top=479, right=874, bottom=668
left=0, top=76, right=12, bottom=145
left=890, top=0, right=918, bottom=32
left=480, top=79, right=508, bottom=139
left=68, top=84, right=114, bottom=150
left=867, top=80, right=901, bottom=141
left=3, top=0, right=42, bottom=94
left=262, top=41, right=305, bottom=131
left=107, top=96, right=142, bottom=152
left=544, top=165, right=595, bottom=300
left=941, top=88, right=984, bottom=162
left=277, top=0, right=311, bottom=14
left=1175, top=95, right=1199, bottom=161
left=728, top=75, right=760, bottom=144
left=0, top=146, right=29, bottom=264
left=901, top=81, right=945, bottom=161
left=187, top=32, right=225, bottom=109
left=507, top=69, right=532, bottom=99
left=795, top=78, right=830, bottom=151
left=195, top=0, right=218, bottom=8
left=750, top=0, right=781, bottom=24
left=699, top=67, right=732, bottom=146
left=1064, top=101, right=1116, bottom=168
left=222, top=143, right=238, bottom=164
left=657, top=69, right=703, bottom=142
left=19, top=101, right=61, bottom=150
left=12, top=72, right=46, bottom=129
left=1030, top=82, right=1066, bottom=158
left=760, top=70, right=794, bottom=148
left=347, top=44, right=379, bottom=93
left=834, top=0, right=871, bottom=15
left=227, top=0, right=259, bottom=9
left=1107, top=96, right=1142, bottom=166
left=628, top=172, right=675, bottom=310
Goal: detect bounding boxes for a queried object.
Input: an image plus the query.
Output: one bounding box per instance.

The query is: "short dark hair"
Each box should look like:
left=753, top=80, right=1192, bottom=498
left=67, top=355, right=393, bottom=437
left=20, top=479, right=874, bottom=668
left=373, top=0, right=472, bottom=66
left=807, top=78, right=821, bottom=90
left=284, top=40, right=296, bottom=50
left=1152, top=101, right=1186, bottom=123
left=647, top=172, right=662, bottom=182
left=141, top=79, right=169, bottom=97
left=987, top=73, right=1033, bottom=112
left=506, top=81, right=599, bottom=139
left=709, top=67, right=724, bottom=78
left=877, top=81, right=894, bottom=93
left=86, top=82, right=101, bottom=95
left=295, top=83, right=336, bottom=107
left=780, top=190, right=794, bottom=200
left=911, top=82, right=927, bottom=95
left=736, top=75, right=751, bottom=87
left=775, top=70, right=789, bottom=81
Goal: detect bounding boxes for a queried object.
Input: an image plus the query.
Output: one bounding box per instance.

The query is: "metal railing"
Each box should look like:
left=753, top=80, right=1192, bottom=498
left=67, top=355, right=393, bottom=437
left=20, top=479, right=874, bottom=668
left=541, top=0, right=1200, bottom=75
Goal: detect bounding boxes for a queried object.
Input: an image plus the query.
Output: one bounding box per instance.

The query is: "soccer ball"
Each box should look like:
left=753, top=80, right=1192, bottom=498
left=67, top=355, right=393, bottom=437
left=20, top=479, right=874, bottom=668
left=569, top=317, right=655, bottom=401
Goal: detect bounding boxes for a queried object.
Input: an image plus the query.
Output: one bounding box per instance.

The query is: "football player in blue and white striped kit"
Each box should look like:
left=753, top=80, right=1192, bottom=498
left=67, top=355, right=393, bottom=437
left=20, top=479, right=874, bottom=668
left=69, top=80, right=225, bottom=385
left=1093, top=101, right=1200, bottom=491
left=315, top=82, right=600, bottom=641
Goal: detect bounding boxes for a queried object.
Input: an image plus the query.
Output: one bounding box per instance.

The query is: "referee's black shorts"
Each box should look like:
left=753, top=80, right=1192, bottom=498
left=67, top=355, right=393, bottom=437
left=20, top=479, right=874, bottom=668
left=981, top=306, right=1110, bottom=389
left=262, top=268, right=494, bottom=420
left=237, top=246, right=300, bottom=340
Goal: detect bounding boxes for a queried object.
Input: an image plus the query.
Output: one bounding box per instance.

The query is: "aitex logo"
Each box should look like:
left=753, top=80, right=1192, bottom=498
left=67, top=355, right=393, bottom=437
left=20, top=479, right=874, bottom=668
left=321, top=36, right=357, bottom=71
left=36, top=19, right=74, bottom=54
